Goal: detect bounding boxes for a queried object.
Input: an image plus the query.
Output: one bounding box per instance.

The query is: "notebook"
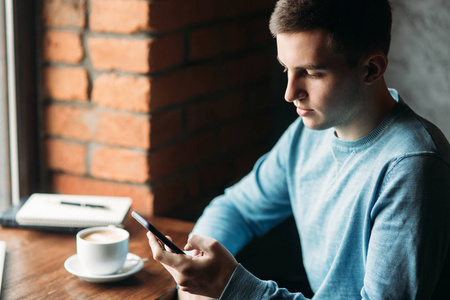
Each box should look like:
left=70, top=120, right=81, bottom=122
left=14, top=193, right=131, bottom=229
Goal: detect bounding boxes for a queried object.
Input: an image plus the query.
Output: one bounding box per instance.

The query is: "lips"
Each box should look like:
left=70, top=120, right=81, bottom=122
left=294, top=104, right=313, bottom=111
left=292, top=100, right=314, bottom=116
left=296, top=106, right=314, bottom=117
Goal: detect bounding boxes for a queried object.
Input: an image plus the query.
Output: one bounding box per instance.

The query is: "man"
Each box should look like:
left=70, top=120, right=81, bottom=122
left=148, top=0, right=450, bottom=298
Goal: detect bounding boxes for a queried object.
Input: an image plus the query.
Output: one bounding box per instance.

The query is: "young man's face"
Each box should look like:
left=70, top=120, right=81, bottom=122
left=277, top=29, right=367, bottom=140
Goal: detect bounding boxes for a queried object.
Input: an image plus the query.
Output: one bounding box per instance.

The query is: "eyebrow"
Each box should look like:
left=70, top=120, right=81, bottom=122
left=276, top=56, right=329, bottom=71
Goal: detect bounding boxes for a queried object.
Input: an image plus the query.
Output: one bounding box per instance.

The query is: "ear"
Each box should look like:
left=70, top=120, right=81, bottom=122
left=364, top=52, right=388, bottom=85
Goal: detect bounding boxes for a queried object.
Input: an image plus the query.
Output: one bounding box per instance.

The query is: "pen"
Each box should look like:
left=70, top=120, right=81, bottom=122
left=60, top=201, right=107, bottom=209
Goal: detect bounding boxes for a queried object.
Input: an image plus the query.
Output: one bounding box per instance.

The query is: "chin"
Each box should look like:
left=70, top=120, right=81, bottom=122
left=302, top=119, right=331, bottom=131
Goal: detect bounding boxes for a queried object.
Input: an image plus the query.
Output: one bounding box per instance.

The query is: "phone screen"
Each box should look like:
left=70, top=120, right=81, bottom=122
left=131, top=211, right=185, bottom=255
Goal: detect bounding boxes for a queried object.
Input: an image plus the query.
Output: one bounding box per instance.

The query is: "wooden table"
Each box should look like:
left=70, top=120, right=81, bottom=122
left=0, top=213, right=194, bottom=299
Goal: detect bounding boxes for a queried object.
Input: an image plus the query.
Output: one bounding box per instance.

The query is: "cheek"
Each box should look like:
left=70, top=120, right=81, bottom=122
left=308, top=78, right=353, bottom=113
left=320, top=75, right=356, bottom=98
left=308, top=79, right=336, bottom=104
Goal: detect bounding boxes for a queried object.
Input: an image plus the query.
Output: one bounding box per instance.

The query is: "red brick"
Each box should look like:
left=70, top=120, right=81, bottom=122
left=43, top=67, right=89, bottom=101
left=148, top=144, right=181, bottom=182
left=51, top=173, right=153, bottom=215
left=149, top=34, right=184, bottom=71
left=250, top=0, right=278, bottom=11
left=90, top=146, right=149, bottom=183
left=88, top=34, right=184, bottom=73
left=233, top=143, right=271, bottom=175
left=189, top=26, right=221, bottom=60
left=148, top=0, right=219, bottom=31
left=42, top=30, right=83, bottom=63
left=252, top=16, right=273, bottom=44
left=246, top=83, right=273, bottom=113
left=152, top=177, right=188, bottom=215
left=186, top=171, right=201, bottom=199
left=150, top=64, right=217, bottom=110
left=42, top=0, right=86, bottom=27
left=149, top=71, right=183, bottom=109
left=218, top=54, right=270, bottom=89
left=188, top=0, right=221, bottom=24
left=90, top=0, right=150, bottom=33
left=39, top=0, right=282, bottom=220
left=148, top=0, right=187, bottom=31
left=88, top=37, right=151, bottom=73
left=217, top=0, right=253, bottom=18
left=199, top=158, right=235, bottom=192
left=95, top=111, right=150, bottom=149
left=220, top=116, right=273, bottom=152
left=152, top=170, right=222, bottom=216
left=220, top=119, right=252, bottom=152
left=220, top=0, right=274, bottom=17
left=148, top=133, right=215, bottom=181
left=187, top=93, right=245, bottom=132
left=91, top=73, right=150, bottom=112
left=150, top=110, right=183, bottom=148
left=222, top=21, right=251, bottom=53
left=45, top=139, right=87, bottom=175
left=44, top=104, right=93, bottom=141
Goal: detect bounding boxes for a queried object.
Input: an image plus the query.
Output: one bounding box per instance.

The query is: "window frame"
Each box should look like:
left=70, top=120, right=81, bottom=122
left=13, top=0, right=41, bottom=200
left=2, top=0, right=40, bottom=209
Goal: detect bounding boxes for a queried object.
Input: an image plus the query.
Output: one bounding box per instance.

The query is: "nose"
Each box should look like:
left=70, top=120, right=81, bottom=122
left=284, top=75, right=307, bottom=103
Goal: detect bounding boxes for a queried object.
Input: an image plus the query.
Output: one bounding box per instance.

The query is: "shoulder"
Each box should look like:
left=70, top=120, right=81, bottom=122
left=386, top=152, right=450, bottom=179
left=380, top=101, right=450, bottom=164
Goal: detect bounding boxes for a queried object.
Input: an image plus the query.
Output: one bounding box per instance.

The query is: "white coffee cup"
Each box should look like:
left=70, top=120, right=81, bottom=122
left=76, top=226, right=129, bottom=275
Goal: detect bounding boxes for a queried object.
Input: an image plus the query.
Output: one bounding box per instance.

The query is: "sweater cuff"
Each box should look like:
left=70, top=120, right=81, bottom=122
left=219, top=264, right=266, bottom=299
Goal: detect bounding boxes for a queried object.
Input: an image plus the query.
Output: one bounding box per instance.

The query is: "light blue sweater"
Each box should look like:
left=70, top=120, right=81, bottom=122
left=192, top=90, right=450, bottom=299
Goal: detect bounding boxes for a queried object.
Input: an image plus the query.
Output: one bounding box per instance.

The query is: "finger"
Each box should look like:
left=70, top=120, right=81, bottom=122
left=184, top=247, right=202, bottom=256
left=164, top=235, right=174, bottom=253
left=184, top=237, right=202, bottom=256
left=184, top=234, right=198, bottom=251
left=147, top=232, right=186, bottom=267
left=147, top=232, right=164, bottom=253
left=185, top=234, right=214, bottom=252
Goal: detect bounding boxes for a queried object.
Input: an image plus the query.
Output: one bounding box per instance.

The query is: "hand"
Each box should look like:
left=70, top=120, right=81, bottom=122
left=178, top=289, right=217, bottom=300
left=147, top=233, right=238, bottom=299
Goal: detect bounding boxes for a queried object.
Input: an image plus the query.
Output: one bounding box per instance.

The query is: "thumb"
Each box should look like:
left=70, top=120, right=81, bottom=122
left=184, top=234, right=212, bottom=252
left=184, top=235, right=229, bottom=259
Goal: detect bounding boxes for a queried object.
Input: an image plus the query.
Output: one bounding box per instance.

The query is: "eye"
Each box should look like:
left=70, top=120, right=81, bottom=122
left=305, top=72, right=323, bottom=78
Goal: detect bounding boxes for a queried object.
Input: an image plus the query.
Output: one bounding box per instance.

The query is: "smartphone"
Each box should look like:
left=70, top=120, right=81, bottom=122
left=131, top=211, right=185, bottom=255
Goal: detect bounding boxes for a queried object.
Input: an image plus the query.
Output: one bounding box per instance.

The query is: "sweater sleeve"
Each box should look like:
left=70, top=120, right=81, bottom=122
left=219, top=264, right=309, bottom=300
left=362, top=154, right=450, bottom=299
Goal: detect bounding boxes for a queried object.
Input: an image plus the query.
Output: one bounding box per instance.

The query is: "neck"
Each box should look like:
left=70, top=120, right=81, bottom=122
left=335, top=80, right=396, bottom=141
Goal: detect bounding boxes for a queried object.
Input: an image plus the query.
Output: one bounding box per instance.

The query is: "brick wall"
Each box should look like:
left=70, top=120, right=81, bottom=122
left=39, top=0, right=291, bottom=219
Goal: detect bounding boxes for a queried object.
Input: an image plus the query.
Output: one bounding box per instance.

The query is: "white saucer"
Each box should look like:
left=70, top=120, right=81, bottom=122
left=64, top=253, right=144, bottom=283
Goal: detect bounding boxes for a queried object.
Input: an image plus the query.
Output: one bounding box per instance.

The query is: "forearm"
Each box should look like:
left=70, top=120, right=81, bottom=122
left=220, top=264, right=310, bottom=300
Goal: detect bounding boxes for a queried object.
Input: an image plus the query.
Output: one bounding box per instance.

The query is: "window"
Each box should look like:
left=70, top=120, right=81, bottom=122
left=0, top=0, right=39, bottom=211
left=0, top=0, right=15, bottom=211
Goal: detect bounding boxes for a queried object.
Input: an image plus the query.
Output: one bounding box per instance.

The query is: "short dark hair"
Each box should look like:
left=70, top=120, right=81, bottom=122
left=269, top=0, right=392, bottom=66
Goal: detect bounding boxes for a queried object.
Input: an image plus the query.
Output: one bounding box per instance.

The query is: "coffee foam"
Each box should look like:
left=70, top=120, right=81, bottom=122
left=82, top=230, right=124, bottom=243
